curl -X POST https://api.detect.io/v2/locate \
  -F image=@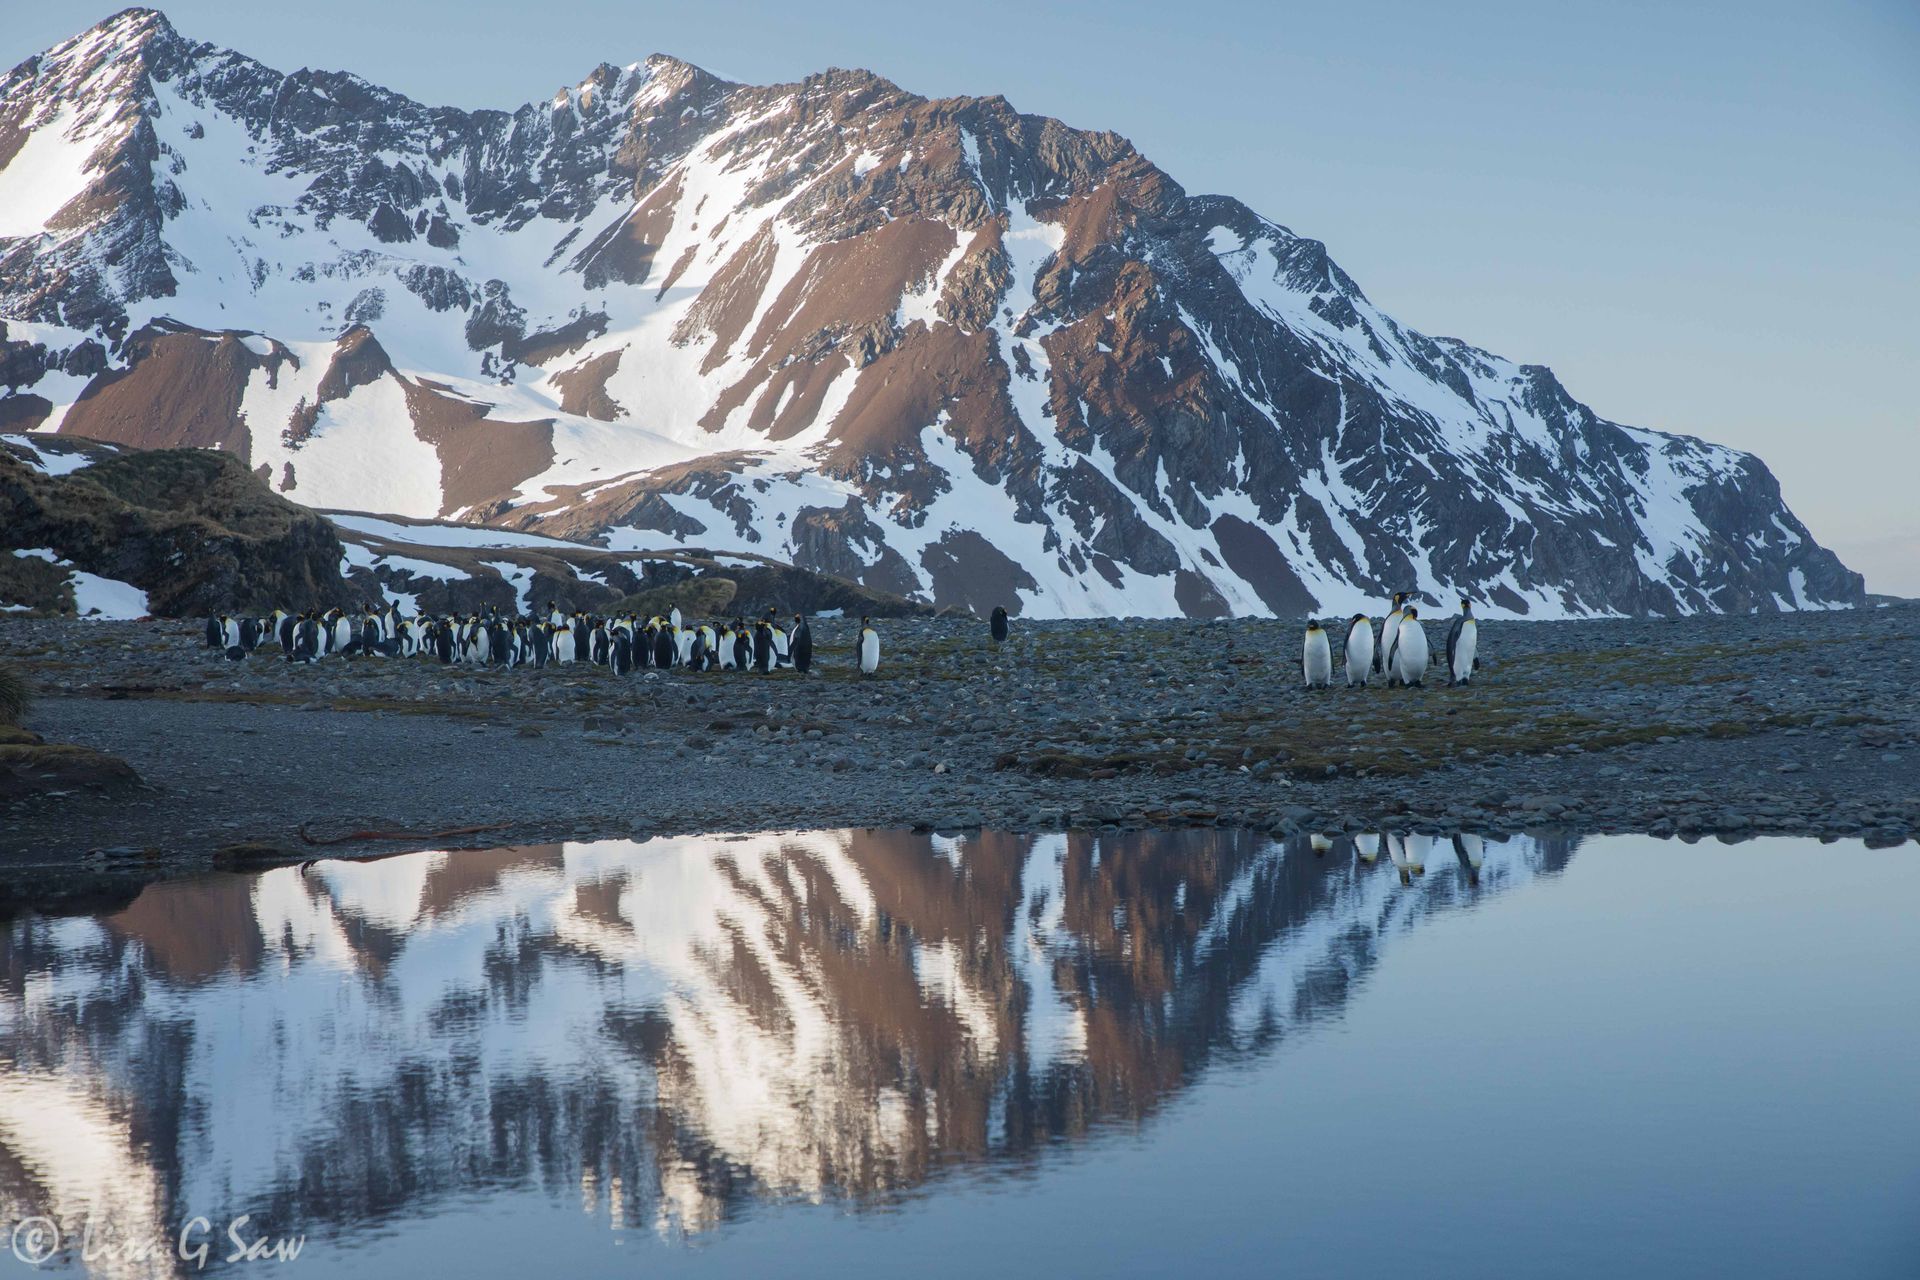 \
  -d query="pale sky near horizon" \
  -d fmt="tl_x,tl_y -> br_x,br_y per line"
5,0 -> 1915,593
